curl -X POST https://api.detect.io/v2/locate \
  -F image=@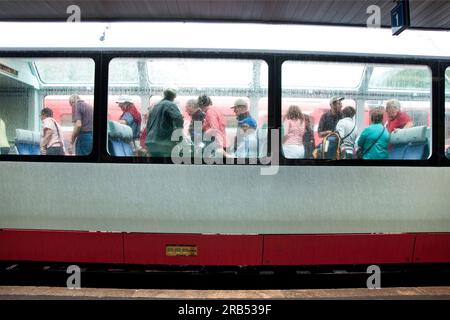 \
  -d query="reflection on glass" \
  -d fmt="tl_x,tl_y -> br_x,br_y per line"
108,58 -> 268,160
282,61 -> 432,160
35,59 -> 94,84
